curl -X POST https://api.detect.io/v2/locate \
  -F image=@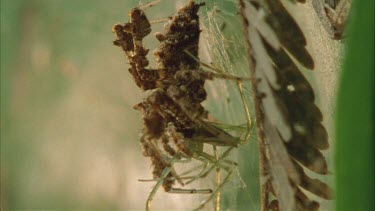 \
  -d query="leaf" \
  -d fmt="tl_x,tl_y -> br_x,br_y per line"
238,0 -> 332,210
